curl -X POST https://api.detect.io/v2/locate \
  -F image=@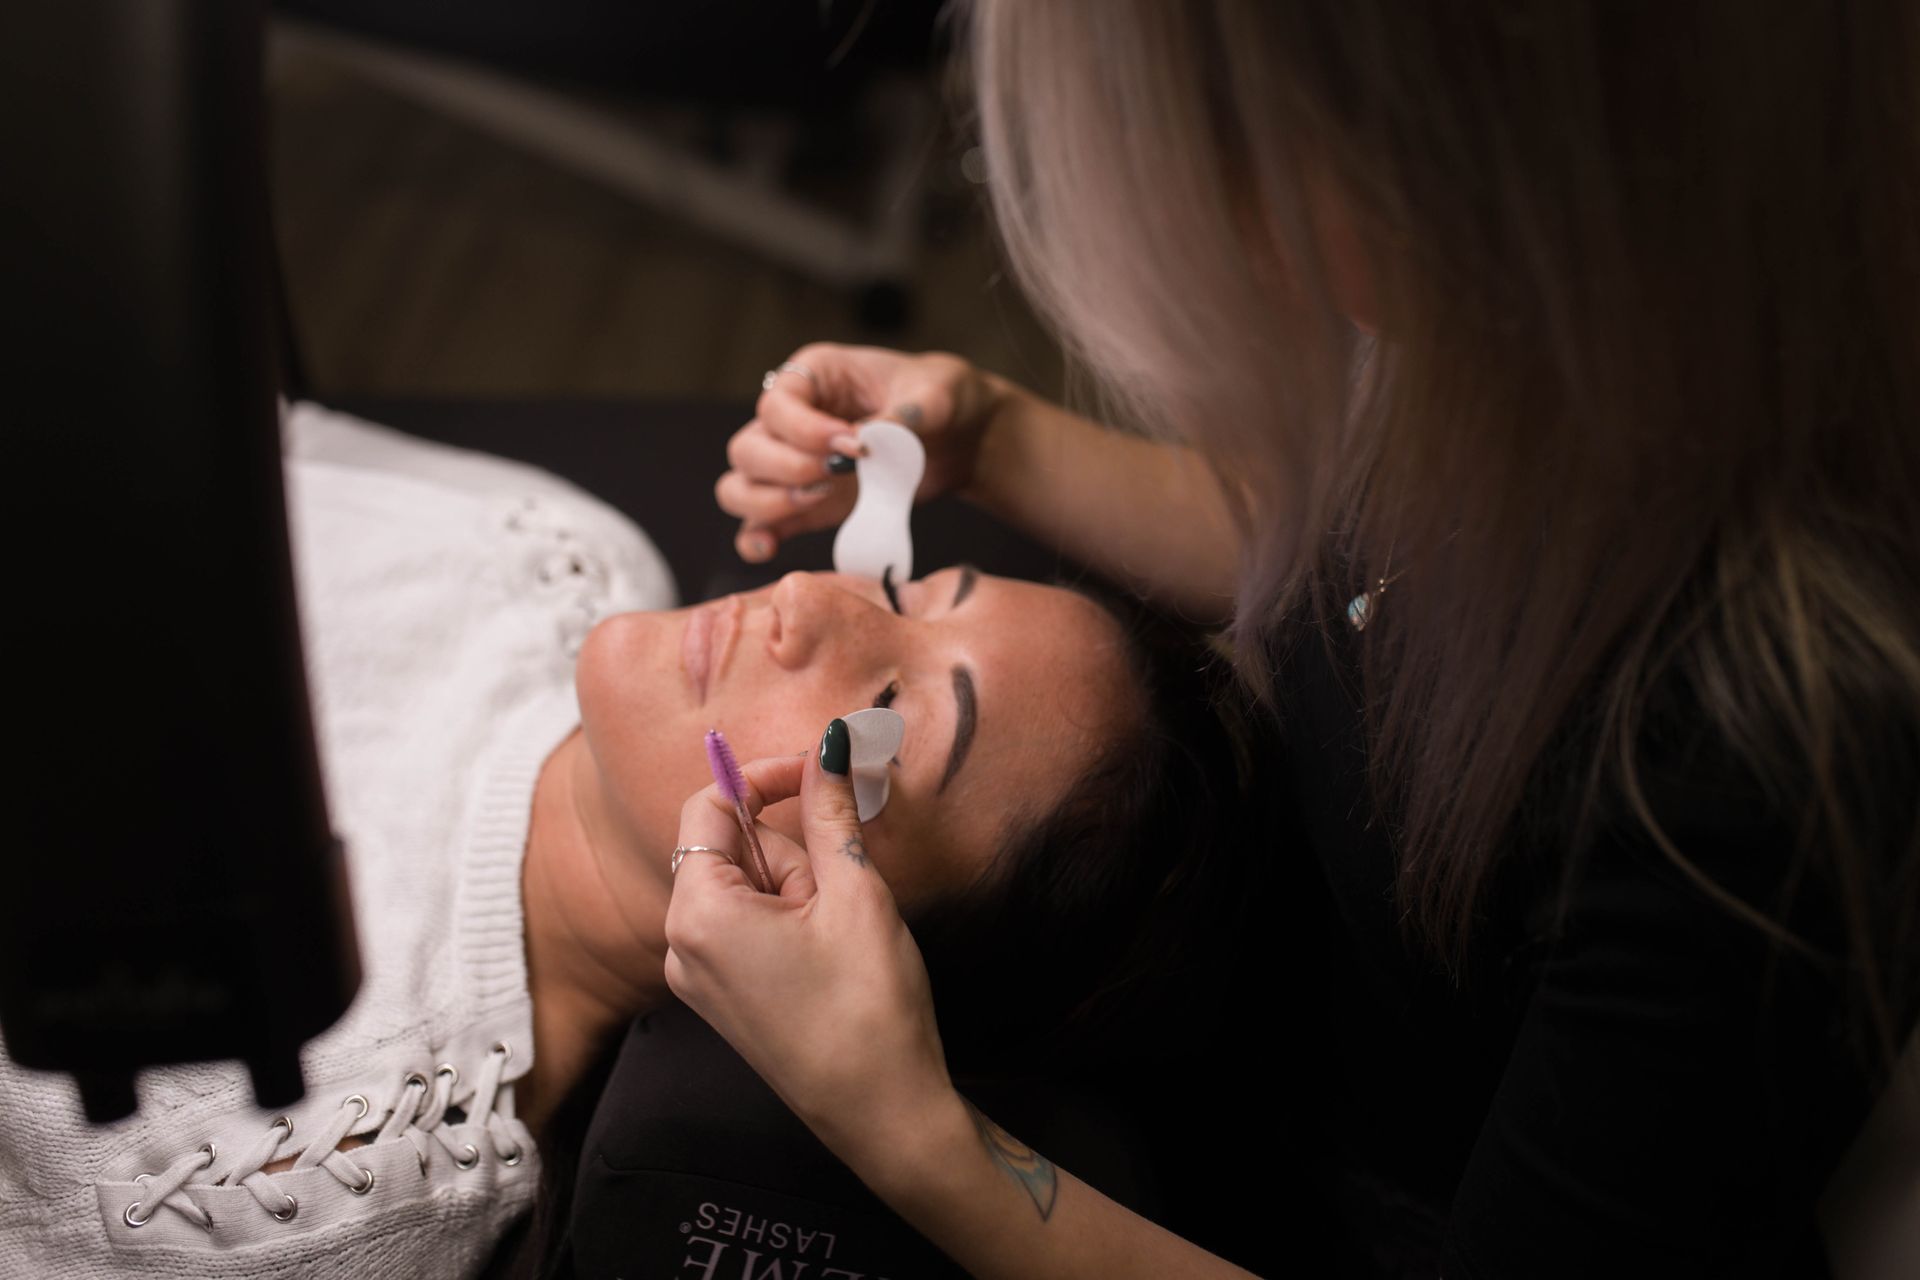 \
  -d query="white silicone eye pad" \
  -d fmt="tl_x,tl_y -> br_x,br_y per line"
842,707 -> 906,822
832,420 -> 926,585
